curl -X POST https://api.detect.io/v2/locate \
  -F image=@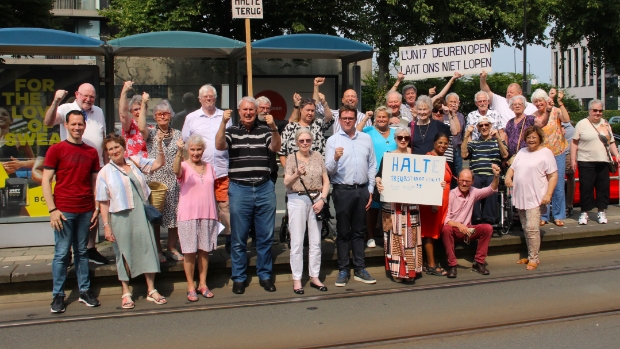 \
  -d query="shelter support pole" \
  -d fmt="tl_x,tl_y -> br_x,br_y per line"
245,18 -> 253,96
104,50 -> 115,134
228,57 -> 239,124
341,59 -> 350,101
352,64 -> 362,111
